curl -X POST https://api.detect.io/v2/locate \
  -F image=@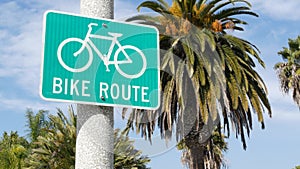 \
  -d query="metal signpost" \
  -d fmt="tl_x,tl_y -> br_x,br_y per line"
41,11 -> 160,110
77,1 -> 114,168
